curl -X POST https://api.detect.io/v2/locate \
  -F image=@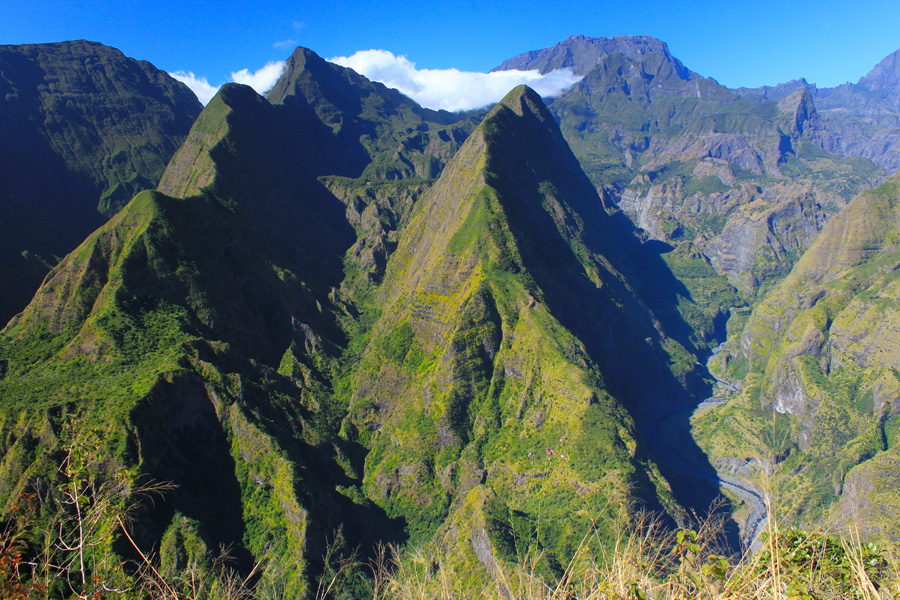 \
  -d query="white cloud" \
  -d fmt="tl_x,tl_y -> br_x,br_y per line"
170,50 -> 578,112
170,61 -> 286,105
329,49 -> 582,112
273,39 -> 297,49
169,71 -> 220,105
230,61 -> 286,95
